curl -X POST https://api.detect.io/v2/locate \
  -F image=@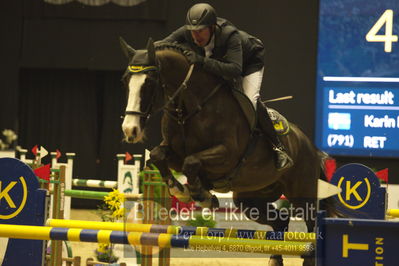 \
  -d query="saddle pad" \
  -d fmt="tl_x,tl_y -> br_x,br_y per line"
267,107 -> 290,135
231,89 -> 256,131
